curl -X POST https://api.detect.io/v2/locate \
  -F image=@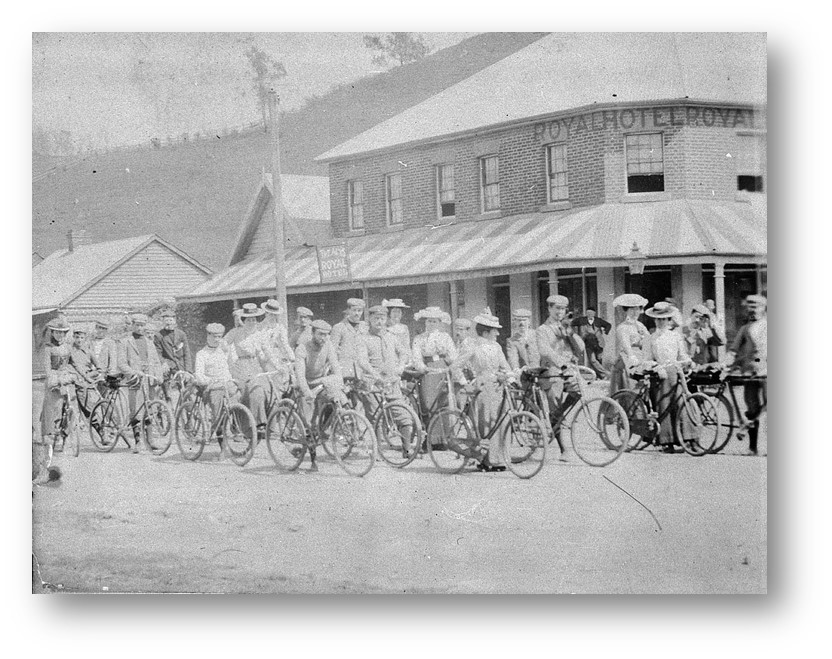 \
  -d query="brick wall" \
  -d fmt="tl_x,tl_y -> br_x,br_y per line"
328,103 -> 766,238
